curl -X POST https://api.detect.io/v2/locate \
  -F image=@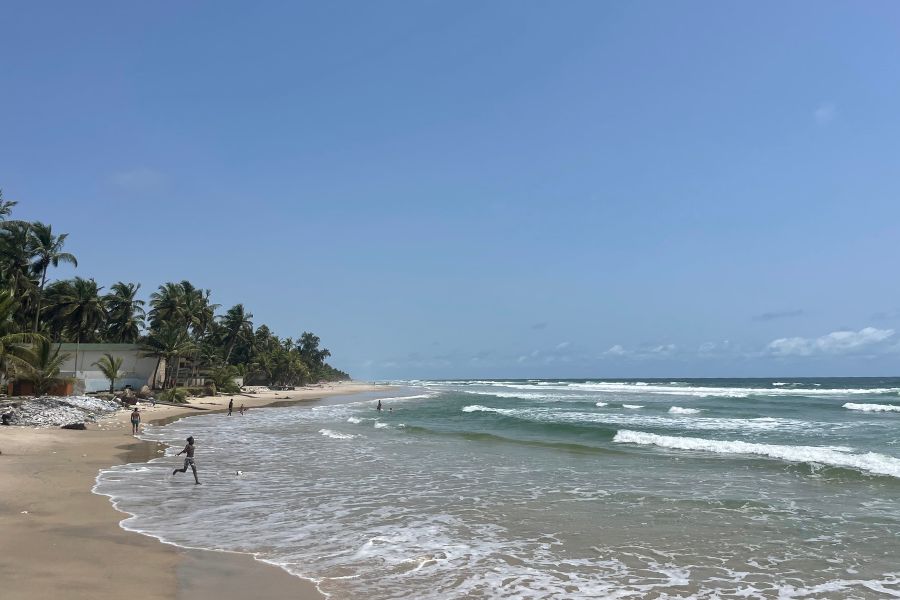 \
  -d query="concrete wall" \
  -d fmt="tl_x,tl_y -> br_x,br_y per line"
58,344 -> 164,393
